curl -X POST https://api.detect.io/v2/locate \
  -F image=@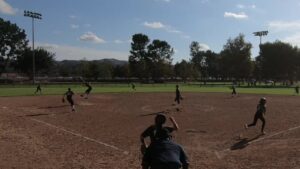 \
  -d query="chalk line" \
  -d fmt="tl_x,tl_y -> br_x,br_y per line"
30,118 -> 129,155
215,124 -> 300,159
250,125 -> 300,144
